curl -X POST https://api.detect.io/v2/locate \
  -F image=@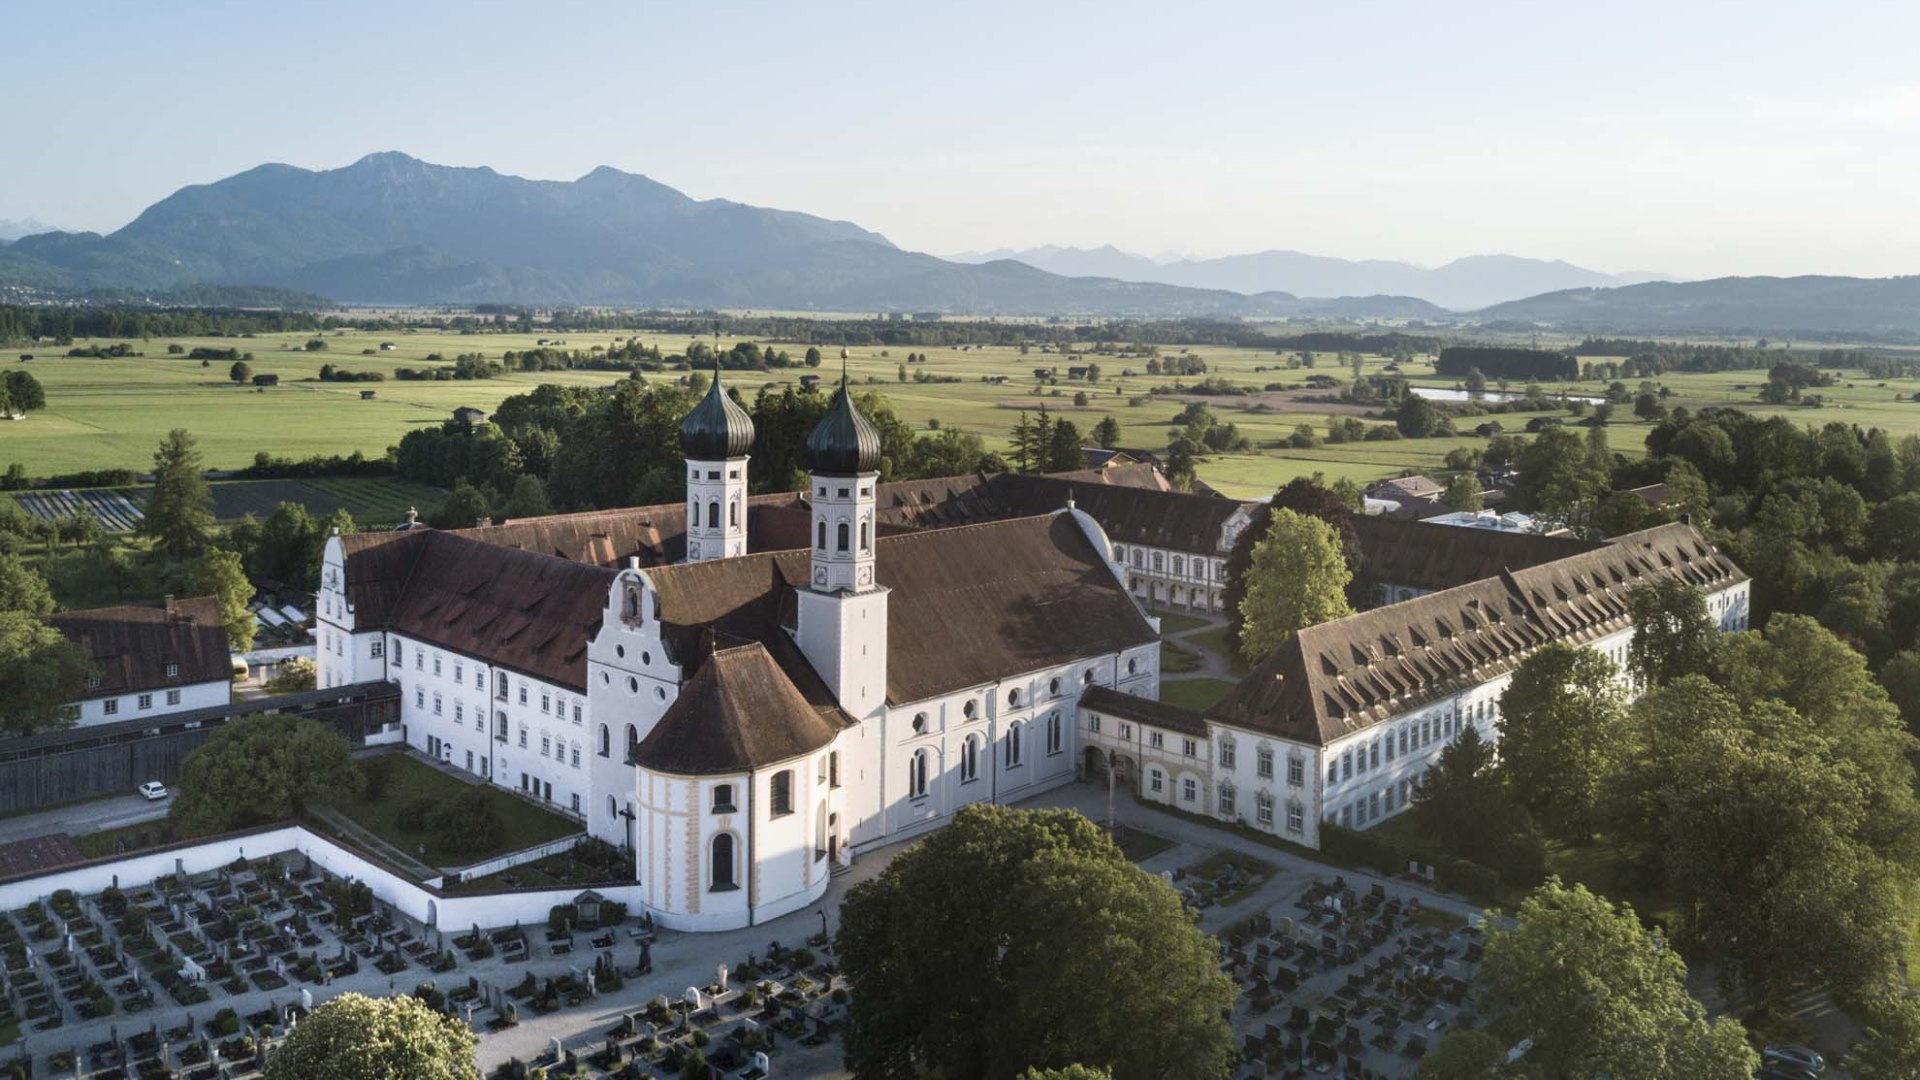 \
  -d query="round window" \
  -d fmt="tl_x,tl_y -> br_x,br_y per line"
655,687 -> 667,702
912,712 -> 927,733
963,701 -> 977,719
1049,677 -> 1061,696
1127,658 -> 1138,675
641,651 -> 651,666
627,676 -> 639,693
1008,688 -> 1021,706
601,671 -> 611,686
615,644 -> 625,659
1083,669 -> 1095,685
